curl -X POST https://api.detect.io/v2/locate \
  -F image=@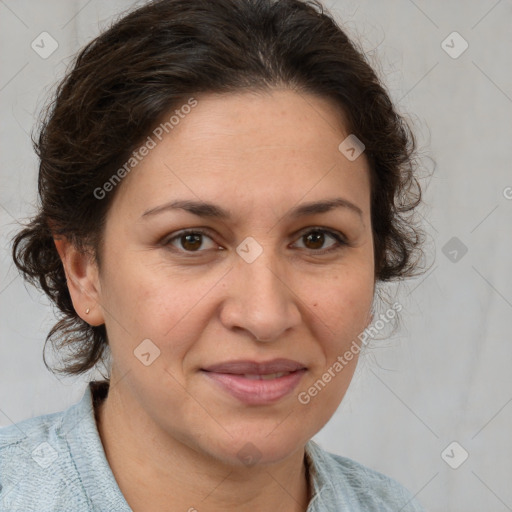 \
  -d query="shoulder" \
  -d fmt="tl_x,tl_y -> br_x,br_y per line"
0,402 -> 92,511
306,440 -> 425,512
